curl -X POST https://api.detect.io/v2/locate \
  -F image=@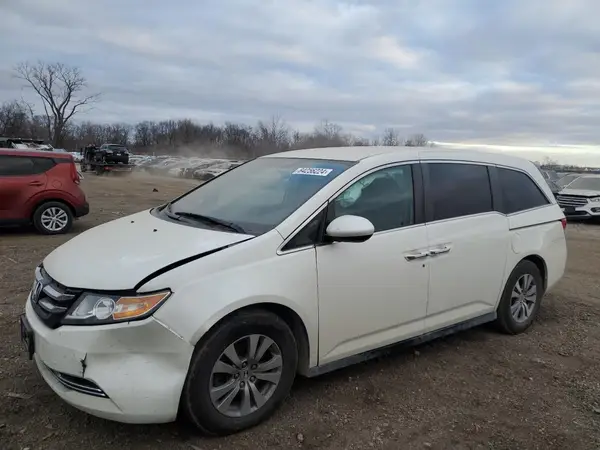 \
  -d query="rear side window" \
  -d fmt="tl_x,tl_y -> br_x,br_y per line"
425,163 -> 493,221
0,155 -> 56,176
497,167 -> 549,214
32,157 -> 56,173
0,155 -> 36,176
